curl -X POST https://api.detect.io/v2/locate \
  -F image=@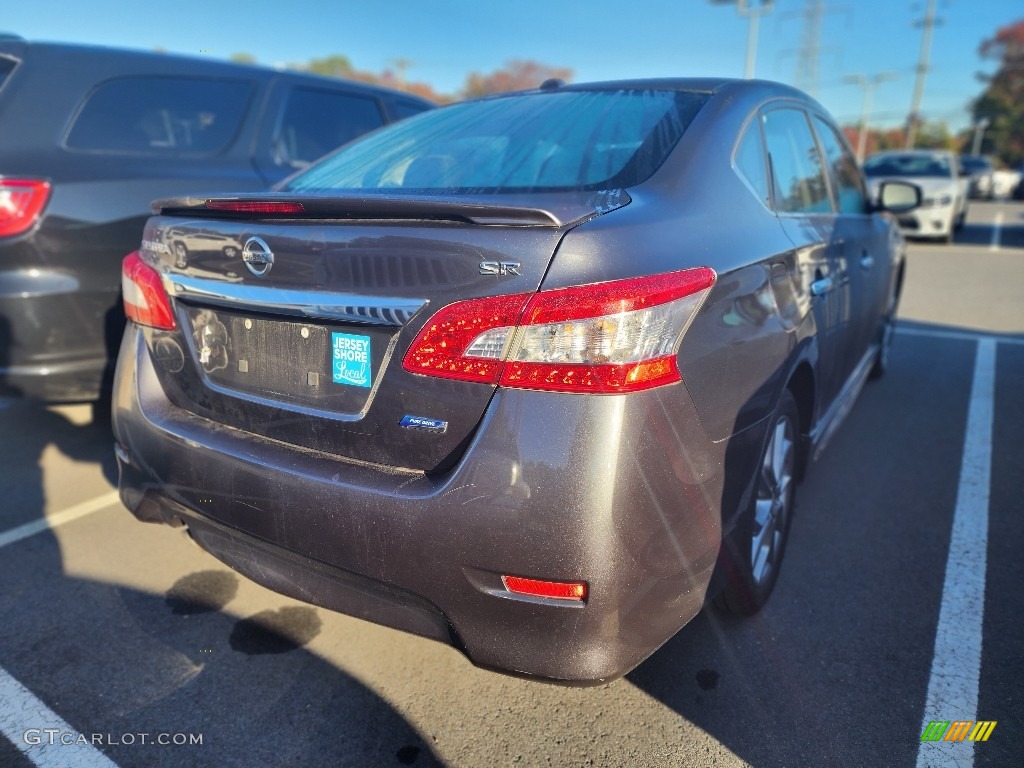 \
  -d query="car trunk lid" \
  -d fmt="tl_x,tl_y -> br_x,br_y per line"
140,190 -> 628,472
